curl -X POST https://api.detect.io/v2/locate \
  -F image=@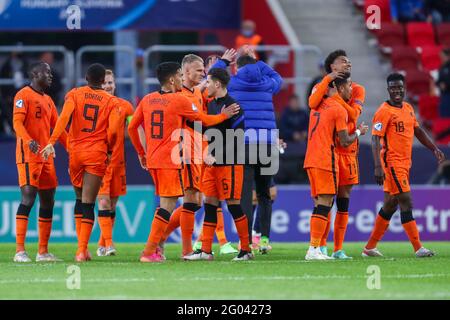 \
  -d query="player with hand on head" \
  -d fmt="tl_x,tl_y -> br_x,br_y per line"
96,69 -> 134,257
308,49 -> 366,259
41,63 -> 121,262
363,73 -> 445,258
12,62 -> 68,263
127,62 -> 240,263
184,67 -> 252,261
304,73 -> 368,260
